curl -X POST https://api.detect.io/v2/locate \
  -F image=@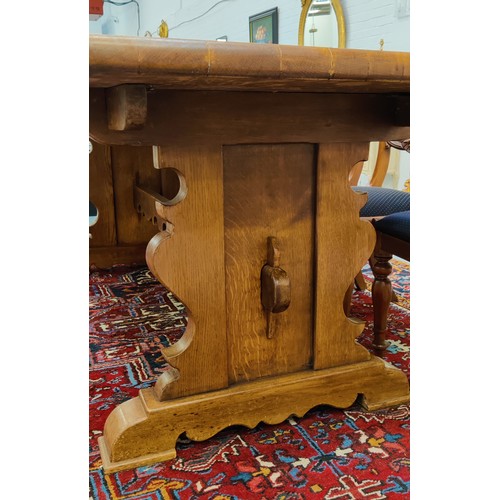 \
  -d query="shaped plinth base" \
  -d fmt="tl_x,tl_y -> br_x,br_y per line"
98,356 -> 409,473
98,435 -> 176,474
